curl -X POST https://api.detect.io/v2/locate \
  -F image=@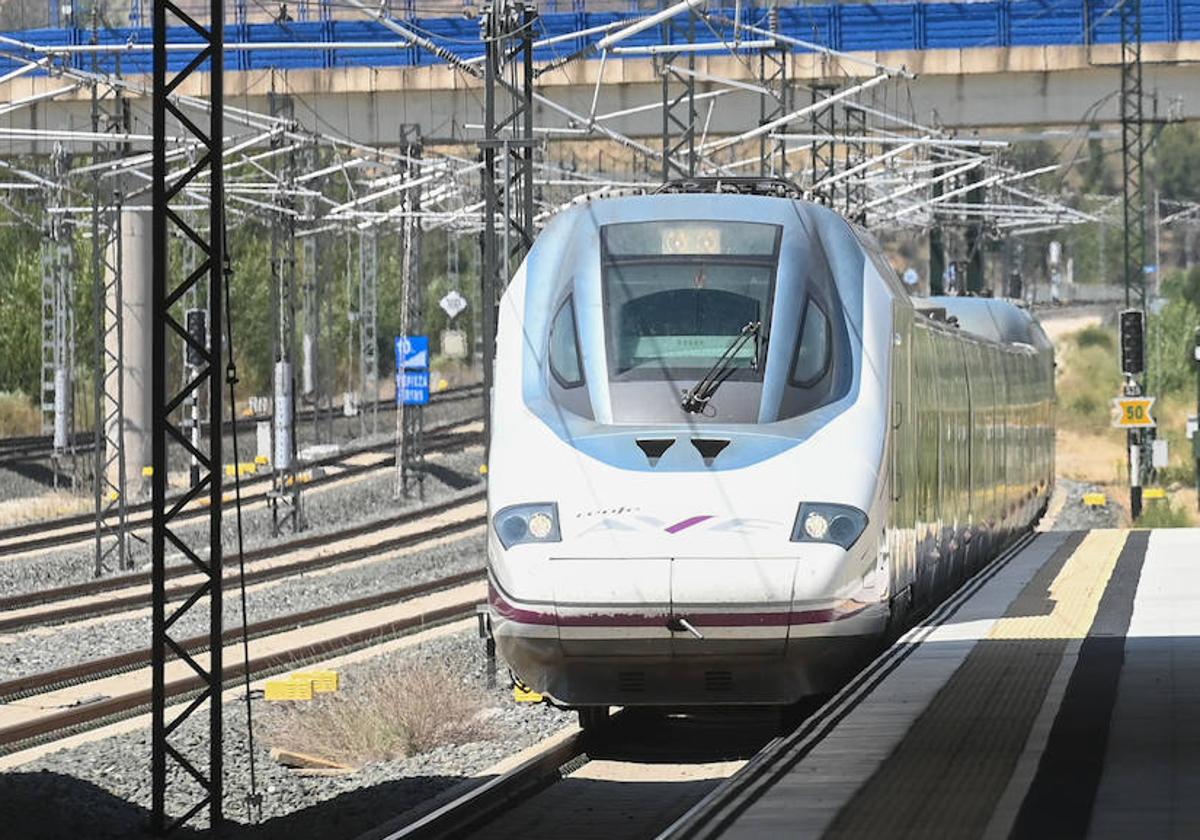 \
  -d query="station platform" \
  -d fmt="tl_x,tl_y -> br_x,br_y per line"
674,528 -> 1200,839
